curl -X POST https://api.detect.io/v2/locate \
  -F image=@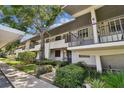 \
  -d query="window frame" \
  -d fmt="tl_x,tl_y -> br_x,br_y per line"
55,35 -> 61,41
55,50 -> 61,57
78,28 -> 89,39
